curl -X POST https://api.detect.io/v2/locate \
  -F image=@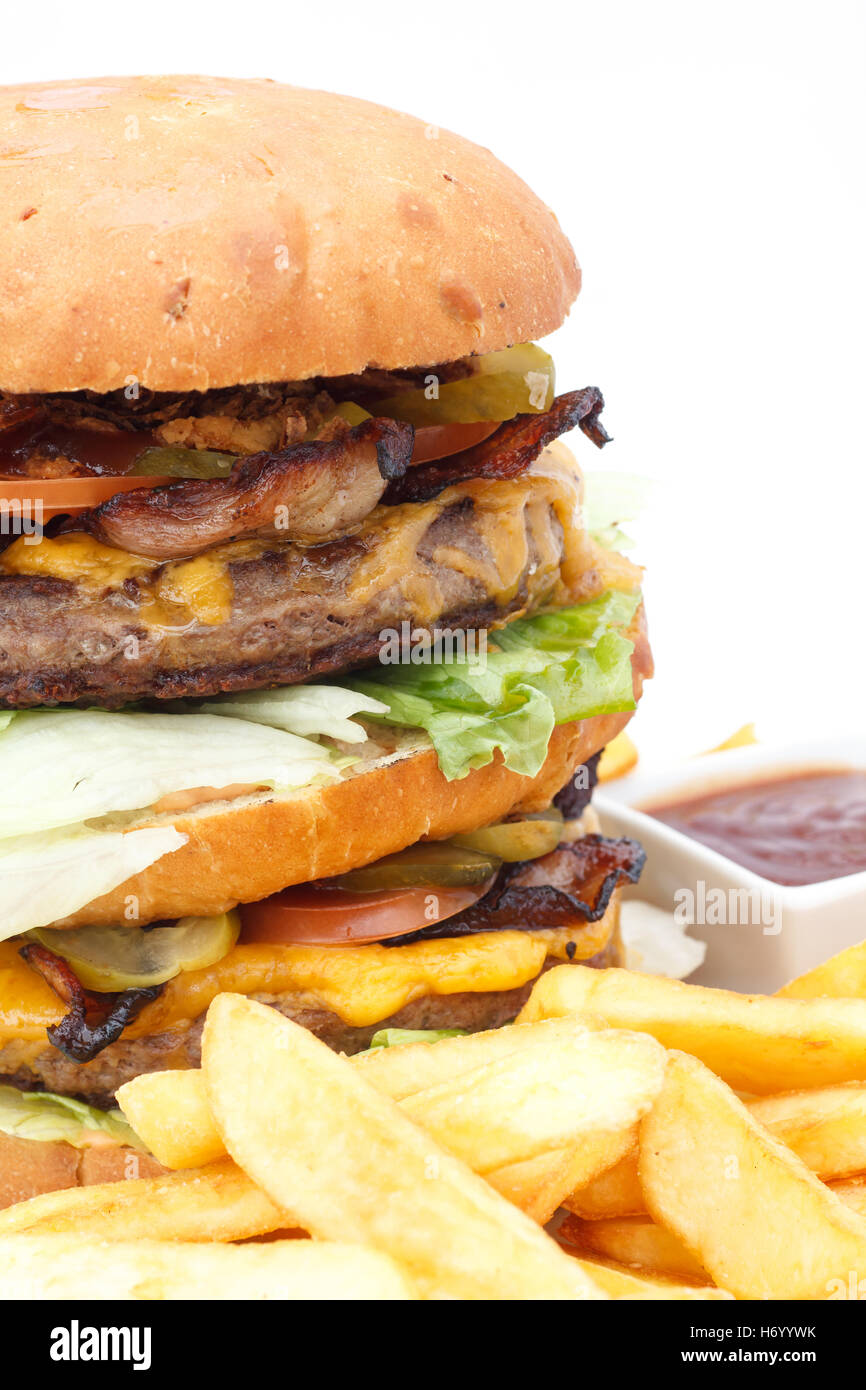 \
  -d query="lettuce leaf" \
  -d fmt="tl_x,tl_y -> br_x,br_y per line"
195,686 -> 388,744
0,1083 -> 144,1149
0,709 -> 344,840
0,825 -> 187,941
347,590 -> 641,781
367,1028 -> 466,1049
